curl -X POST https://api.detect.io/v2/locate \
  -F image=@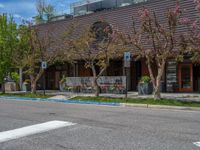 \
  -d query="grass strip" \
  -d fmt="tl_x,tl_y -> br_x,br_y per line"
71,96 -> 200,107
